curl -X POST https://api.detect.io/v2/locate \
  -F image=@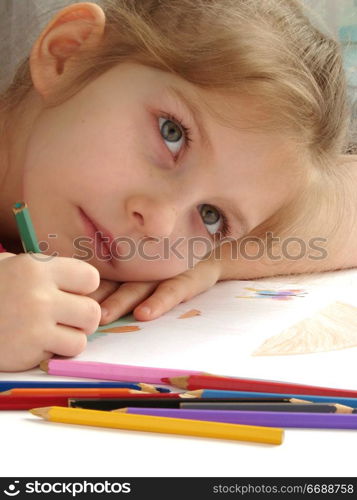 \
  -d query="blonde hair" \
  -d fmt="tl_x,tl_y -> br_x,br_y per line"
1,0 -> 355,246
